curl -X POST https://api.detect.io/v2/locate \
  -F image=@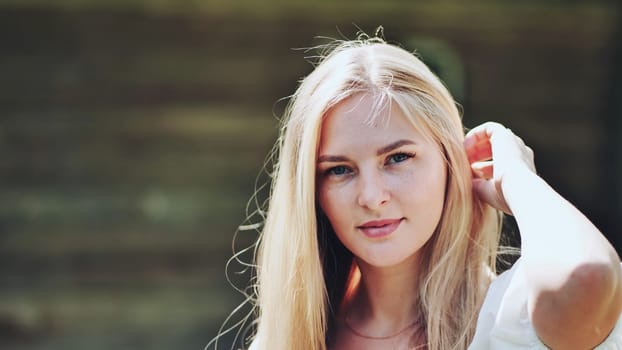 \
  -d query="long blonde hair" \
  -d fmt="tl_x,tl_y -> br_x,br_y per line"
248,35 -> 501,350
